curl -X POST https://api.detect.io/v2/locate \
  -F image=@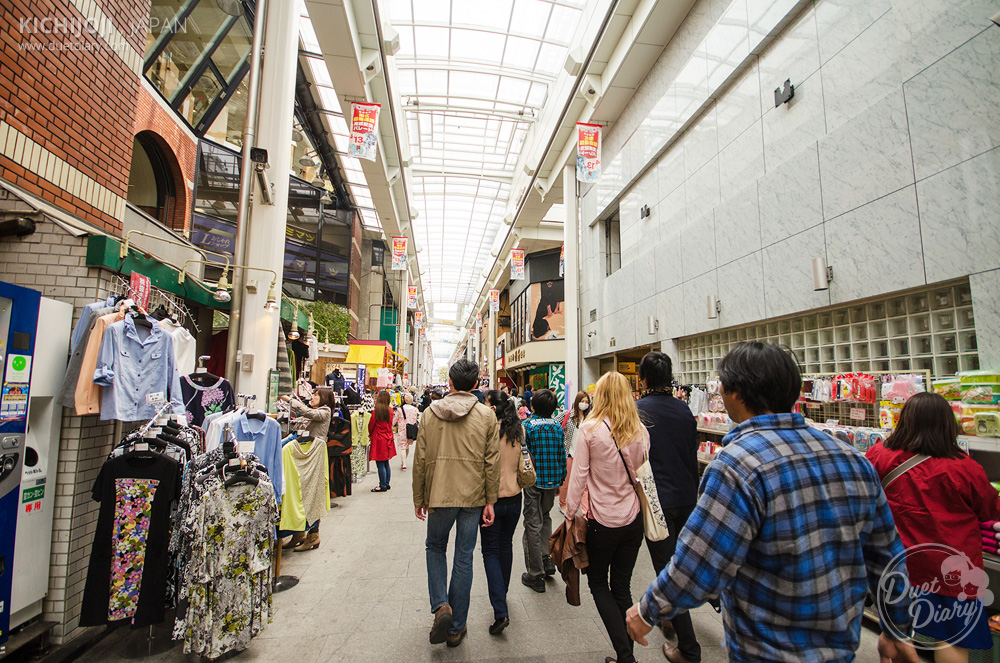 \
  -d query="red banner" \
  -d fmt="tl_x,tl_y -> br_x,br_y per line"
489,289 -> 500,312
349,102 -> 381,161
129,272 -> 151,310
391,236 -> 408,270
407,285 -> 417,309
576,122 -> 602,182
511,249 -> 525,280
